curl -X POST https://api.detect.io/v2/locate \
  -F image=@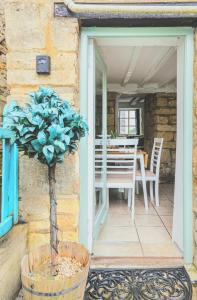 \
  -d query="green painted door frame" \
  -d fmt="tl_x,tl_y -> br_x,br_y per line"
79,27 -> 193,263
